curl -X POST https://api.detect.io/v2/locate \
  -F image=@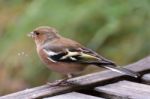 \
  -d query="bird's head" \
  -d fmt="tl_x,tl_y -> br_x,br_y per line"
28,26 -> 60,46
